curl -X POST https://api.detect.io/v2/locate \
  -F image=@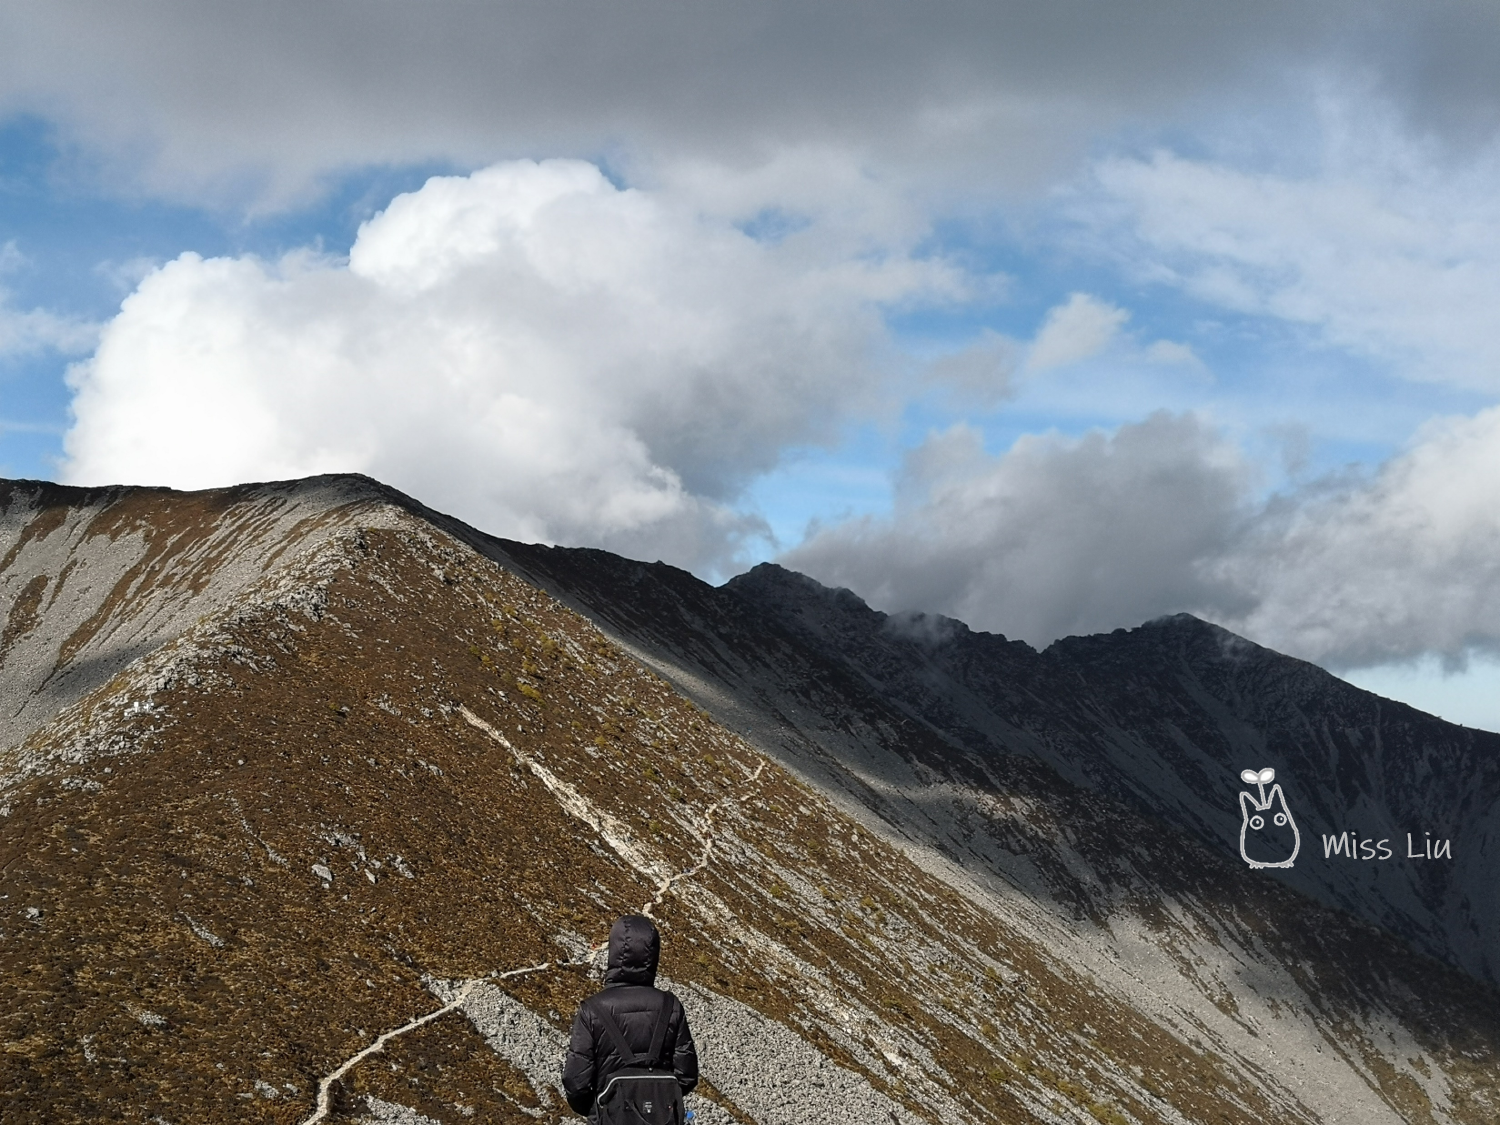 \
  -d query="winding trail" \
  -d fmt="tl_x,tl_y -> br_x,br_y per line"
642,759 -> 766,920
295,702 -> 767,1125
300,962 -> 556,1125
457,705 -> 669,881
